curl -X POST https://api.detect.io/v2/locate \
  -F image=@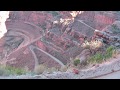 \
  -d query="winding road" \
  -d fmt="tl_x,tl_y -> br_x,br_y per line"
29,45 -> 65,67
1,20 -> 65,69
